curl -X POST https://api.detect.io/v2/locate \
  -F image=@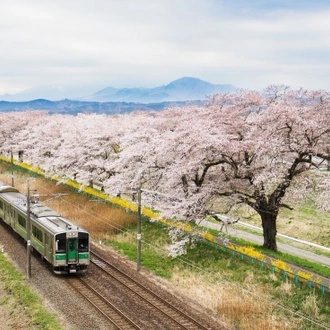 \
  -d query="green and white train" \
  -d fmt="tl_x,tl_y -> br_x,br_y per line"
0,181 -> 90,274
